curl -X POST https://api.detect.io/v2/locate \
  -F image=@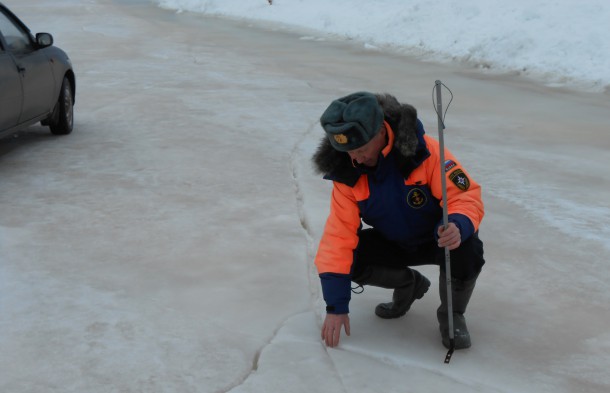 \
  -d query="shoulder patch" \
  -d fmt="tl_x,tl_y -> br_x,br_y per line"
449,169 -> 470,191
444,160 -> 457,172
